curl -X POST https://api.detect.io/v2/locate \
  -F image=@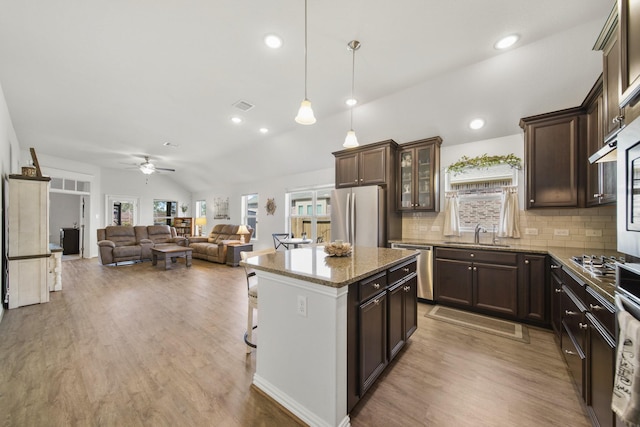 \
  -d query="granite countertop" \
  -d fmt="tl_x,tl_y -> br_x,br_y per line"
391,238 -> 623,303
242,246 -> 418,288
49,243 -> 63,252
